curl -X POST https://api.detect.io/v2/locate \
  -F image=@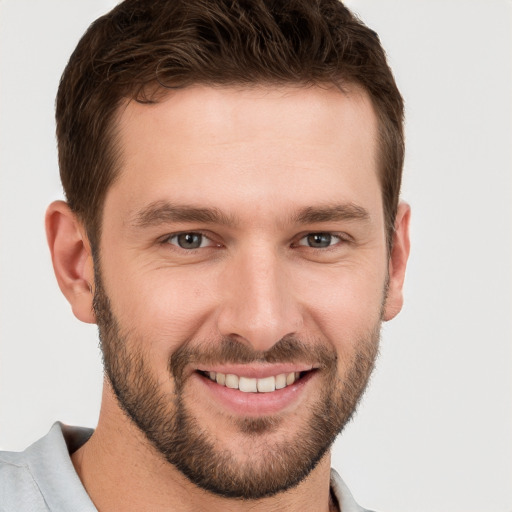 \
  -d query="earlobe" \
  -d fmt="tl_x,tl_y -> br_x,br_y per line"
383,202 -> 411,321
45,200 -> 96,324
